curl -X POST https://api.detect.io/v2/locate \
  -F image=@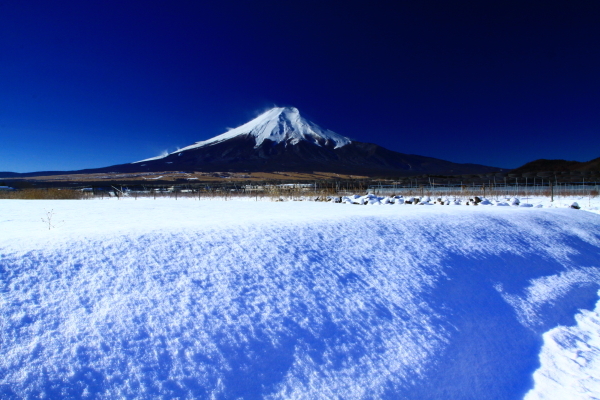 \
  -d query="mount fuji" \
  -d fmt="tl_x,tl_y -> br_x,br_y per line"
3,107 -> 502,177
119,107 -> 500,176
163,107 -> 353,153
